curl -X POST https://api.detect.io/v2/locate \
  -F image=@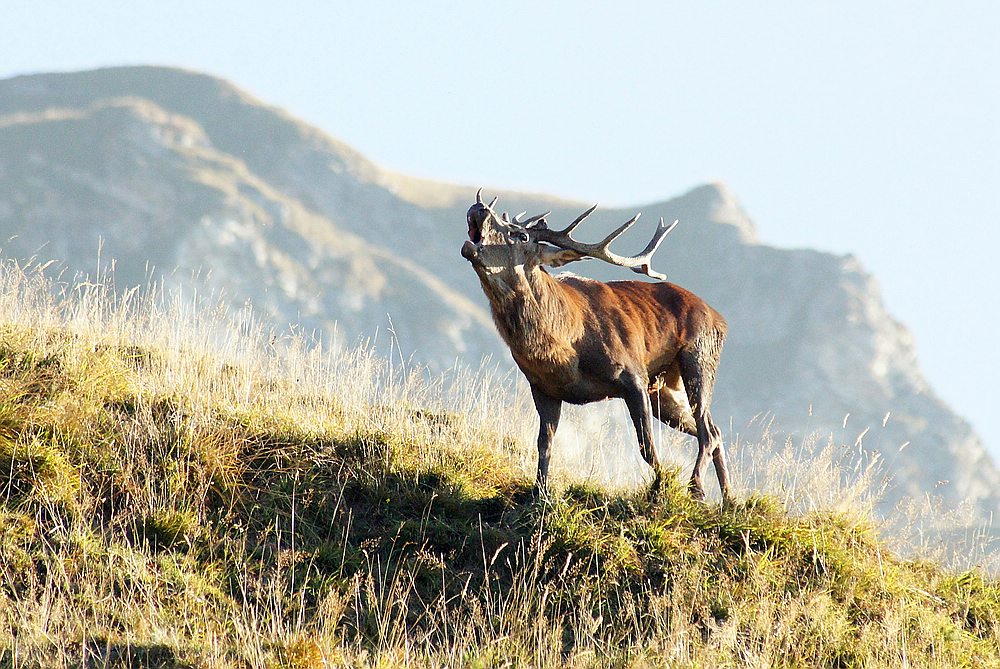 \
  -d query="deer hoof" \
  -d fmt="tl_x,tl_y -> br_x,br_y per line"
688,481 -> 706,502
532,483 -> 553,505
